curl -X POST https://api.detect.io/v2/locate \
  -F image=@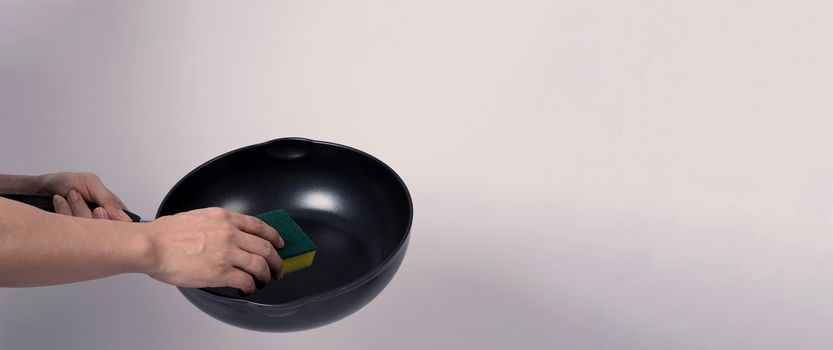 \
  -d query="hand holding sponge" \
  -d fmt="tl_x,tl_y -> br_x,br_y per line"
256,209 -> 317,274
